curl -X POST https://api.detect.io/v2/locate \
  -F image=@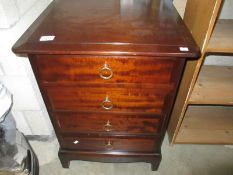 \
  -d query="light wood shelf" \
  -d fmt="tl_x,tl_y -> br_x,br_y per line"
189,65 -> 233,105
207,19 -> 233,53
176,105 -> 233,144
168,0 -> 233,145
